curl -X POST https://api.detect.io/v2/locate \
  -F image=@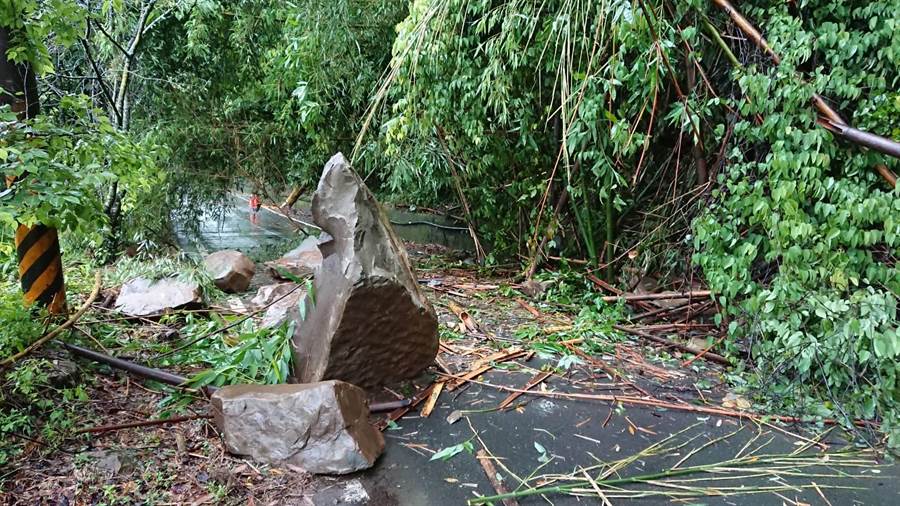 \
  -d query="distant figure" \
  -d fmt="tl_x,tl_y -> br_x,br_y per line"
249,194 -> 261,224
